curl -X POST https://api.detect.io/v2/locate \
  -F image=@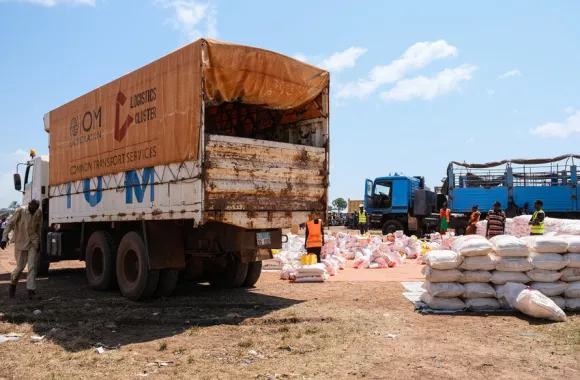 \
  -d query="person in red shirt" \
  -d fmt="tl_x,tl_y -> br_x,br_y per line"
440,202 -> 450,234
